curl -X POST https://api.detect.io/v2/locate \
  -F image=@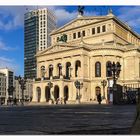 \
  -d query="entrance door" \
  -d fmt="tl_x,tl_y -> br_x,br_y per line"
54,86 -> 59,101
64,86 -> 69,101
95,86 -> 101,96
45,86 -> 50,102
